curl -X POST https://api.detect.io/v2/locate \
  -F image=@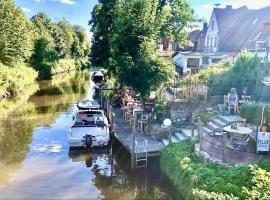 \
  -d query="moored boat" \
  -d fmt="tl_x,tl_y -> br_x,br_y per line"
69,102 -> 110,148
